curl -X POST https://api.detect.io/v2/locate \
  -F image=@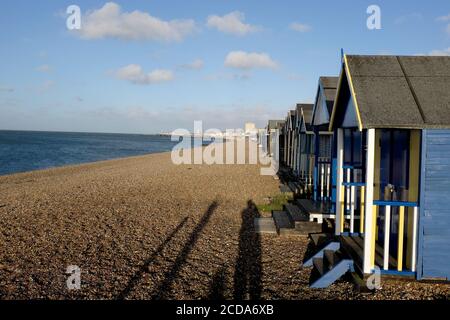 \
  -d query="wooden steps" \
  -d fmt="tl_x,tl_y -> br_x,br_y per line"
270,202 -> 323,236
272,211 -> 297,236
285,203 -> 309,223
340,235 -> 399,277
